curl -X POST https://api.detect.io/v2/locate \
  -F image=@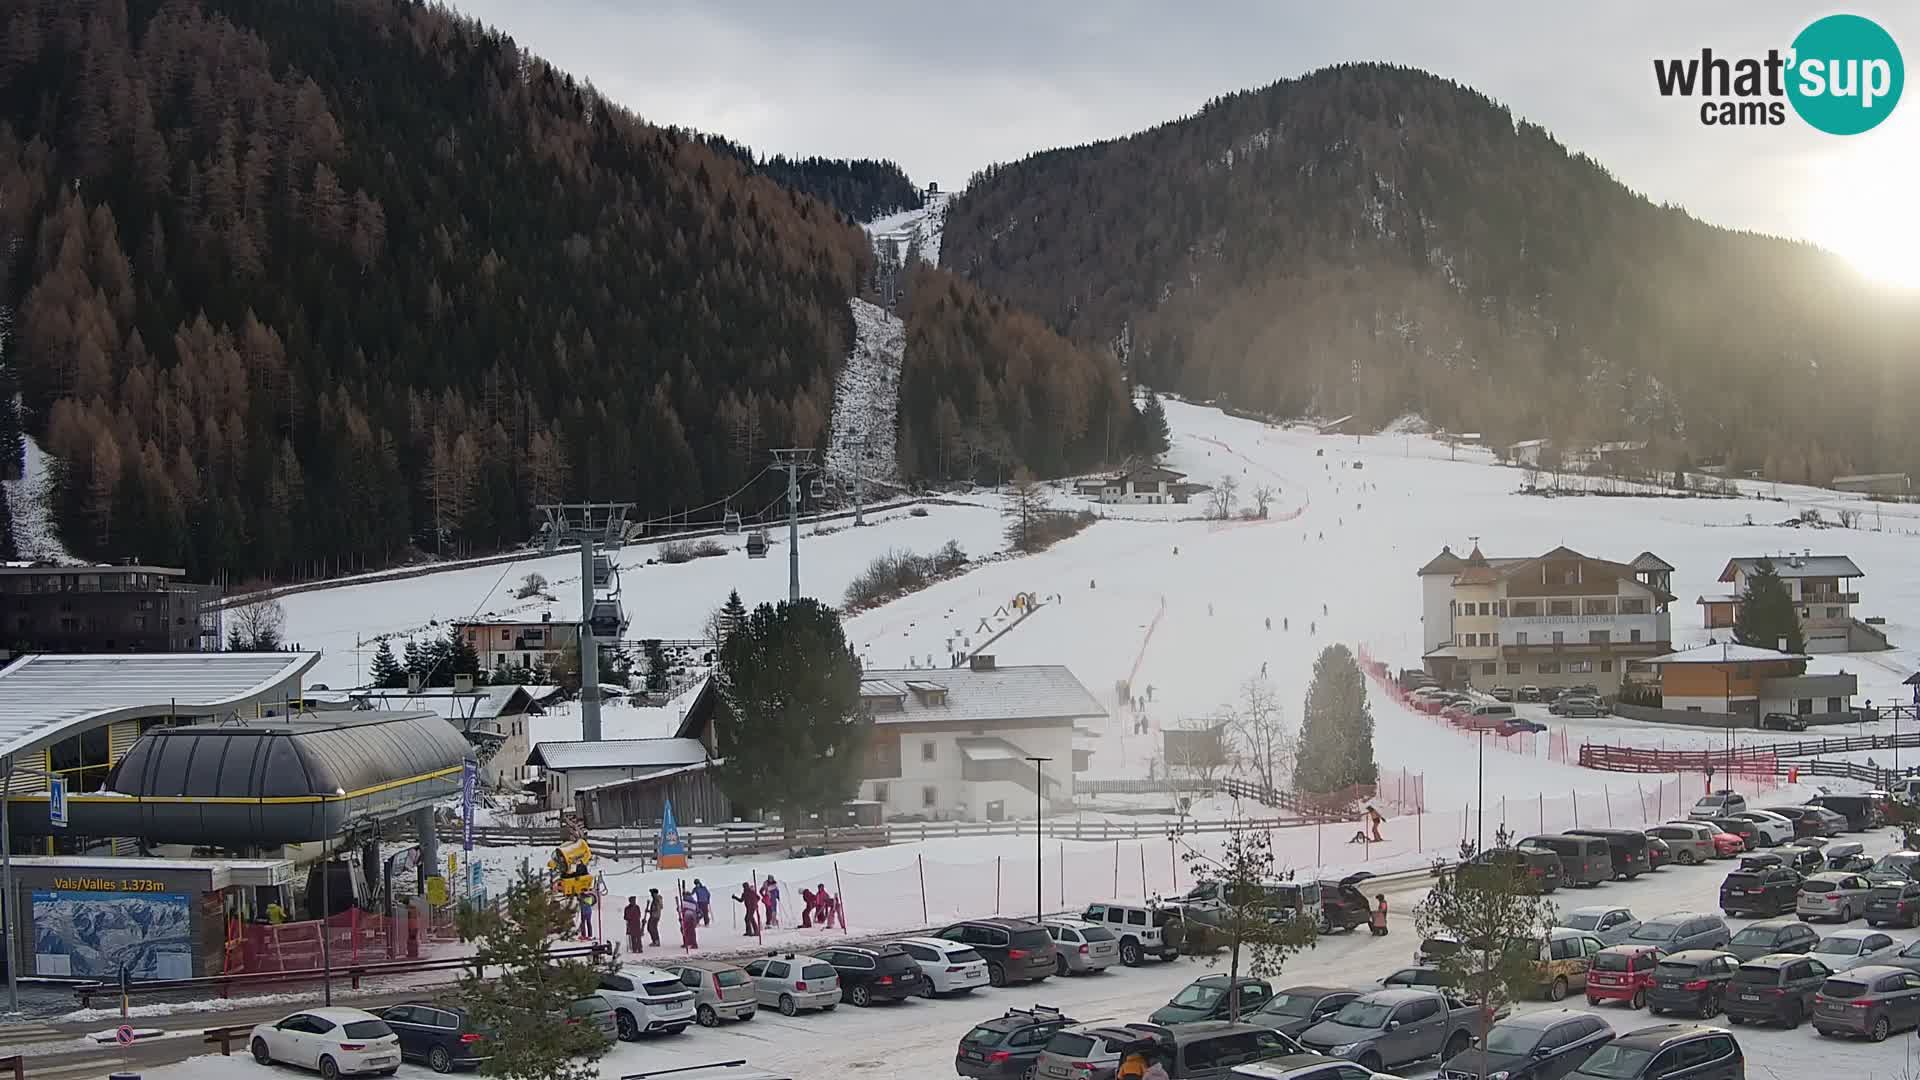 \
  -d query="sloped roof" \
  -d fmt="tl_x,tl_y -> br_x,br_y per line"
110,712 -> 469,799
859,664 -> 1105,726
1118,465 -> 1186,483
1416,546 -> 1465,576
1719,556 -> 1863,582
529,736 -> 709,772
0,652 -> 319,761
1641,643 -> 1809,665
1631,552 -> 1676,572
352,685 -> 553,722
